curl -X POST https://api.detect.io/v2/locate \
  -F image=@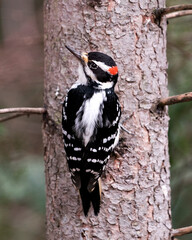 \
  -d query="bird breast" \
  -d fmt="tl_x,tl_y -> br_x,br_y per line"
74,91 -> 107,146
